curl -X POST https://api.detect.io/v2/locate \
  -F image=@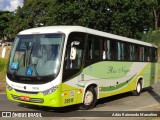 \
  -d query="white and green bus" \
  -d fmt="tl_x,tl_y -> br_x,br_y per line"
6,26 -> 158,110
